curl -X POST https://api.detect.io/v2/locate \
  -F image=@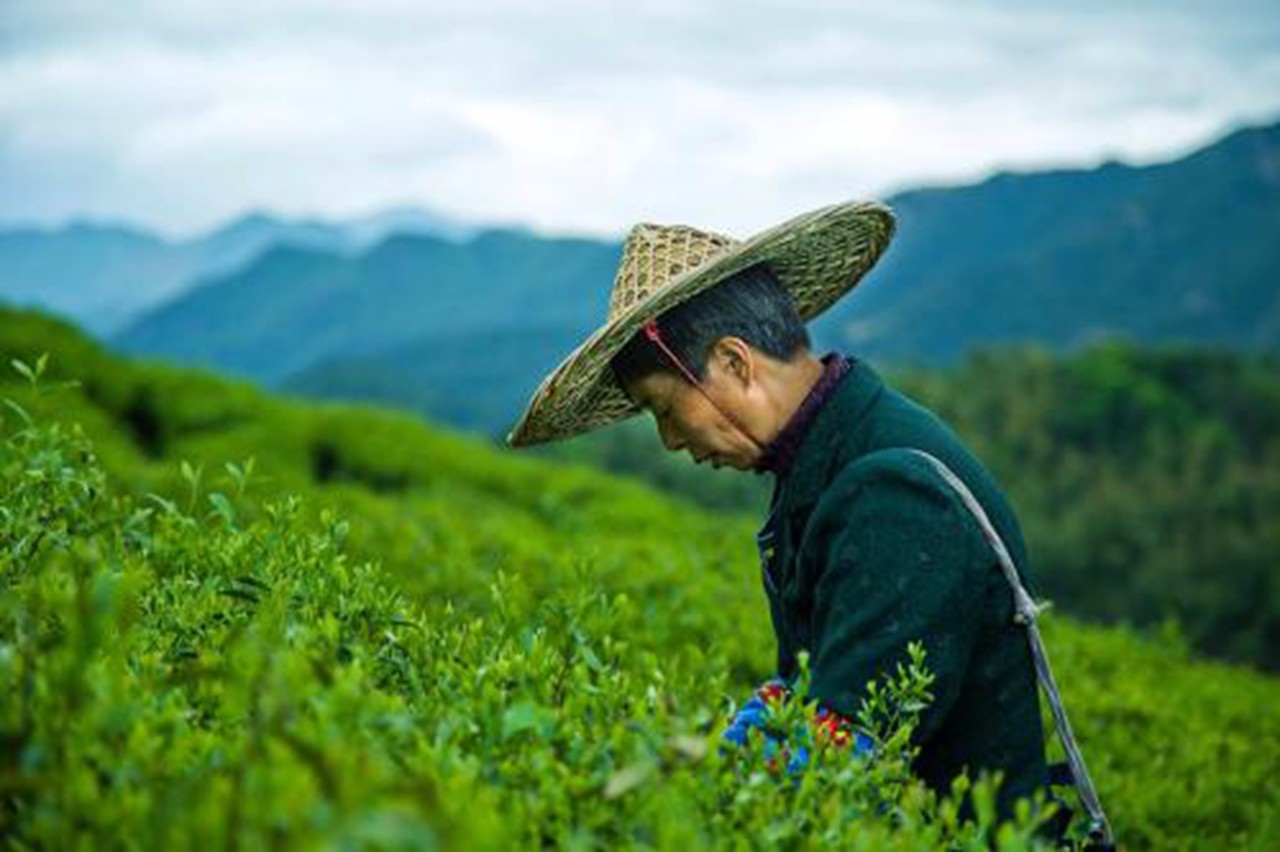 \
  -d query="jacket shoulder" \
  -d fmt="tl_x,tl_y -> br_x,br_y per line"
800,447 -> 987,574
819,447 -> 959,510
